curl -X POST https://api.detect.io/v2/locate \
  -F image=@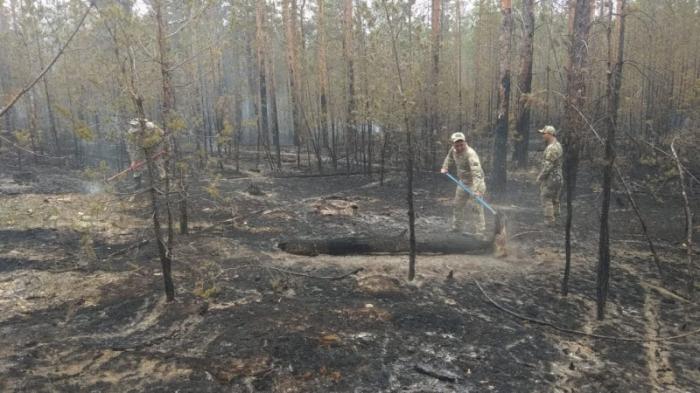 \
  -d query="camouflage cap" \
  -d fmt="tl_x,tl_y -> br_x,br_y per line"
450,132 -> 466,143
538,125 -> 556,135
128,118 -> 156,130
